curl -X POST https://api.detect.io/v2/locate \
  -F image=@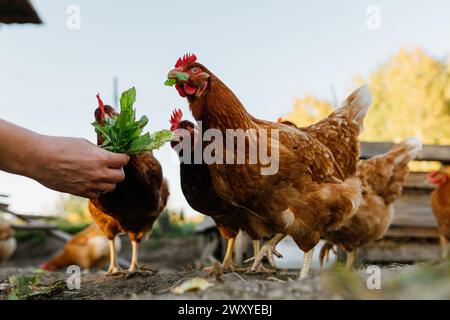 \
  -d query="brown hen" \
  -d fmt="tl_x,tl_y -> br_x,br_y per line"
89,104 -> 169,274
428,169 -> 450,260
169,110 -> 275,272
42,224 -> 121,271
167,54 -> 372,279
0,220 -> 16,266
